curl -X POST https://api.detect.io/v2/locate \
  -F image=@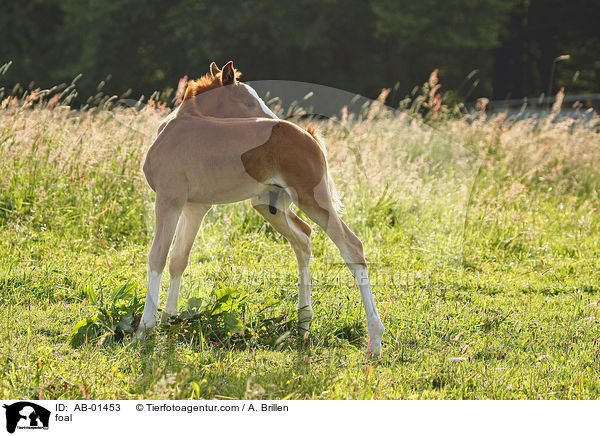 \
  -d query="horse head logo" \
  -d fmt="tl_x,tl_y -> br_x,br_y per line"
3,402 -> 51,434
